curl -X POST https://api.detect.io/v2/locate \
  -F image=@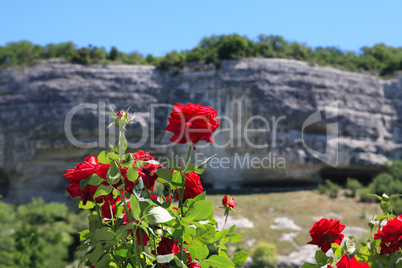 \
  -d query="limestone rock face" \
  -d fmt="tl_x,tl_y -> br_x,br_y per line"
0,59 -> 401,203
